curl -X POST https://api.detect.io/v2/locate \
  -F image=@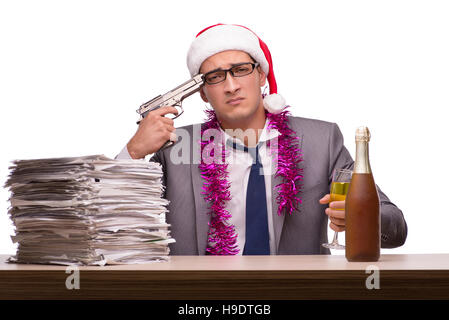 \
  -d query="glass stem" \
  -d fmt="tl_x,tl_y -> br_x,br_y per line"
332,231 -> 339,244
